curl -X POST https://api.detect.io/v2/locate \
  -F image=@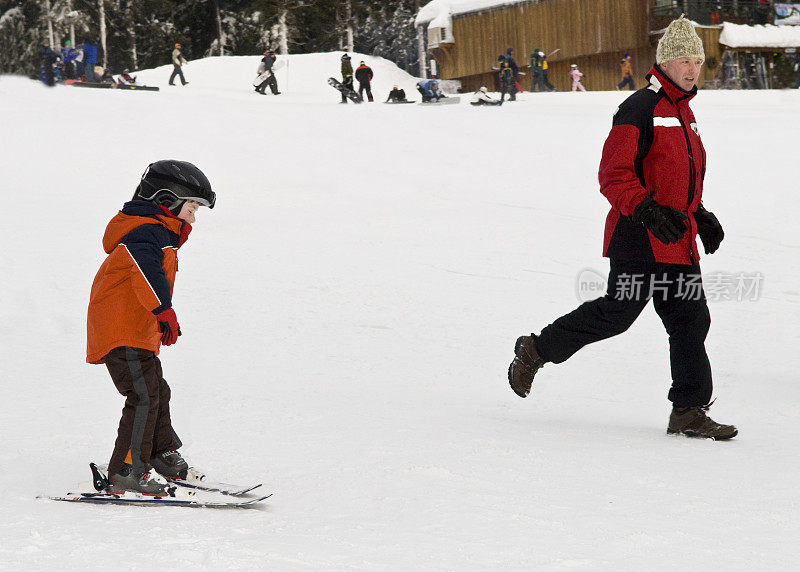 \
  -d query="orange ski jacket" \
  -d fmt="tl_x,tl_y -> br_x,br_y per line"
87,201 -> 190,364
